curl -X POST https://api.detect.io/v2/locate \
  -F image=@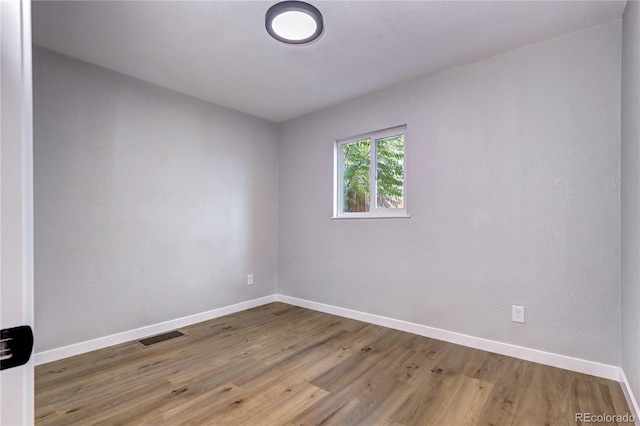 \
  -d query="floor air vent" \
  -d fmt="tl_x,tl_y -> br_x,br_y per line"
137,330 -> 186,347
